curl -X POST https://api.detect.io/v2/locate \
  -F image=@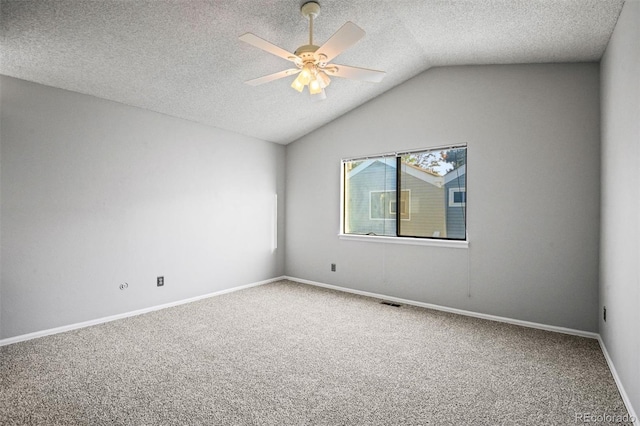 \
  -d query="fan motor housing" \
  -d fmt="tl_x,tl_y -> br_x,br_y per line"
294,45 -> 323,65
295,44 -> 319,56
